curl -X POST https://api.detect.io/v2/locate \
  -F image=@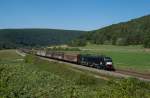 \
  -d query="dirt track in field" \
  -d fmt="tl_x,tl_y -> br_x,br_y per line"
16,50 -> 150,82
